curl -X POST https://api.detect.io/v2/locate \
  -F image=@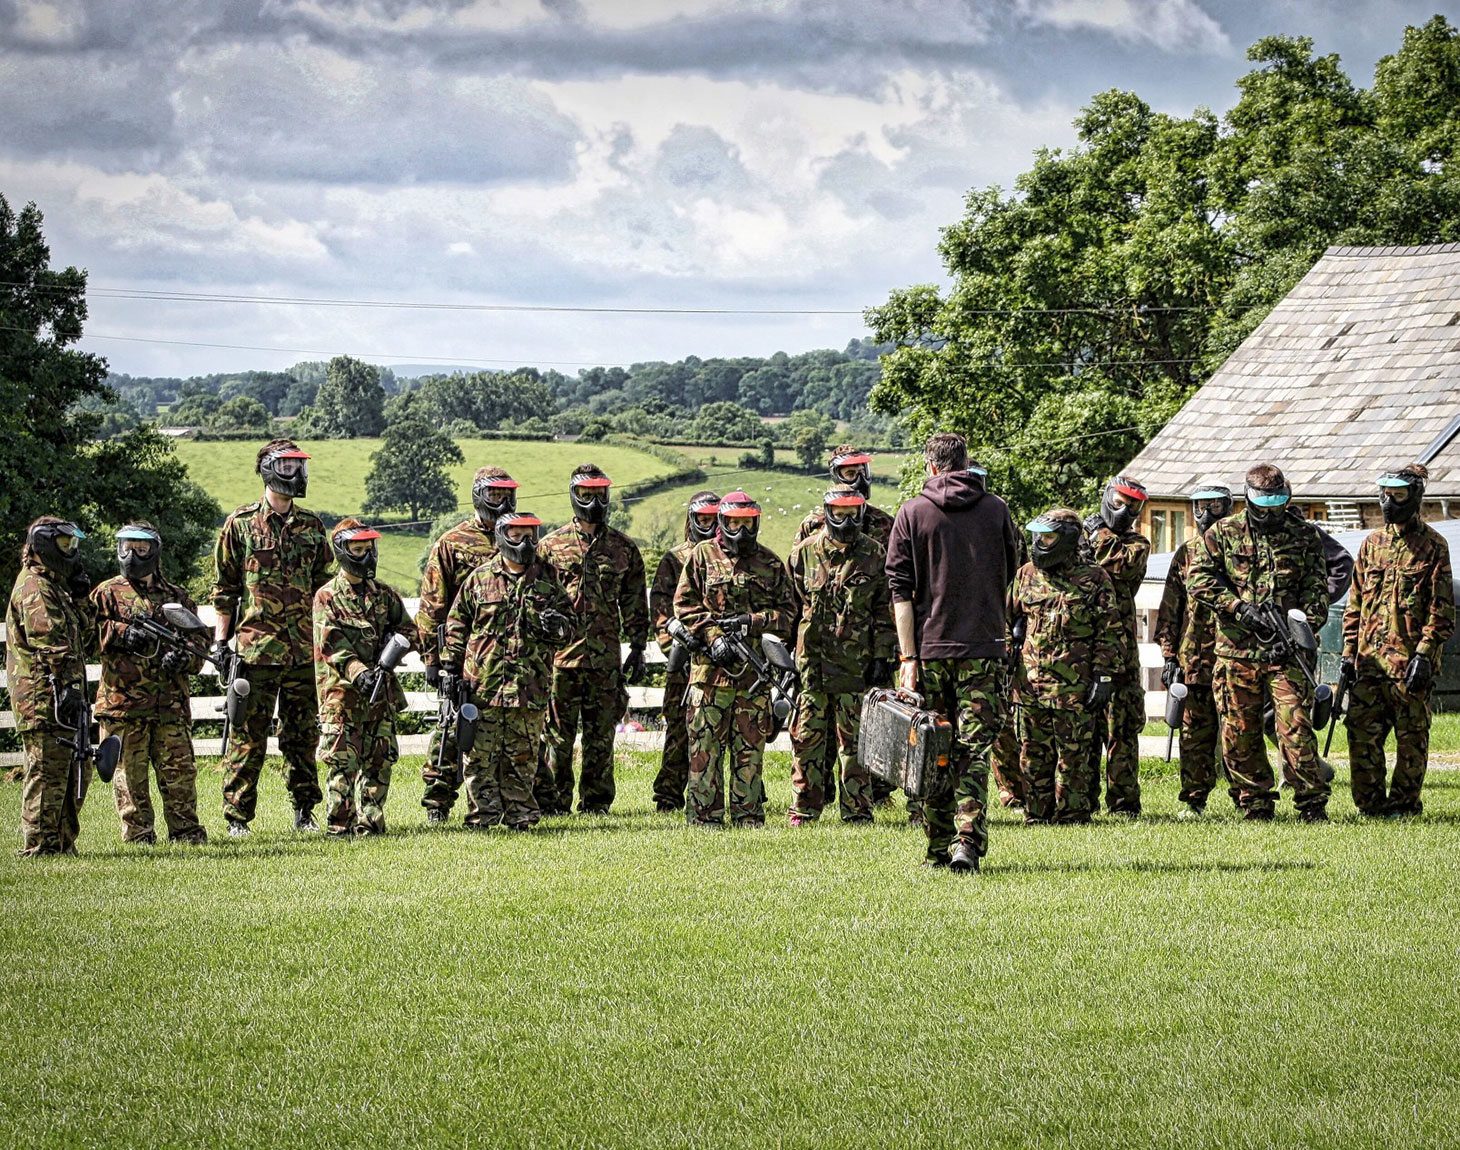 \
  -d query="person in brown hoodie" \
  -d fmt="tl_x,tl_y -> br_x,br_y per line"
886,432 -> 1020,872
